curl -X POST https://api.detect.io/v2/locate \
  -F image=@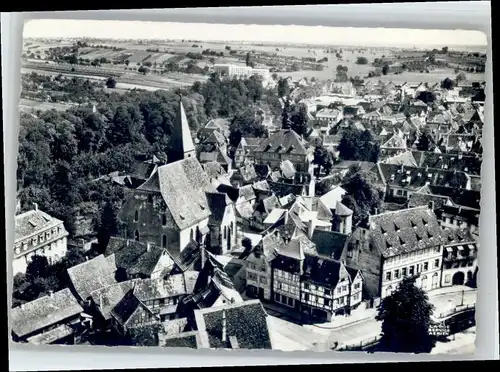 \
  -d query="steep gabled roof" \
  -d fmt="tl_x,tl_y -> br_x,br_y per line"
138,157 -> 212,230
368,206 -> 446,258
67,255 -> 117,301
256,129 -> 307,155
